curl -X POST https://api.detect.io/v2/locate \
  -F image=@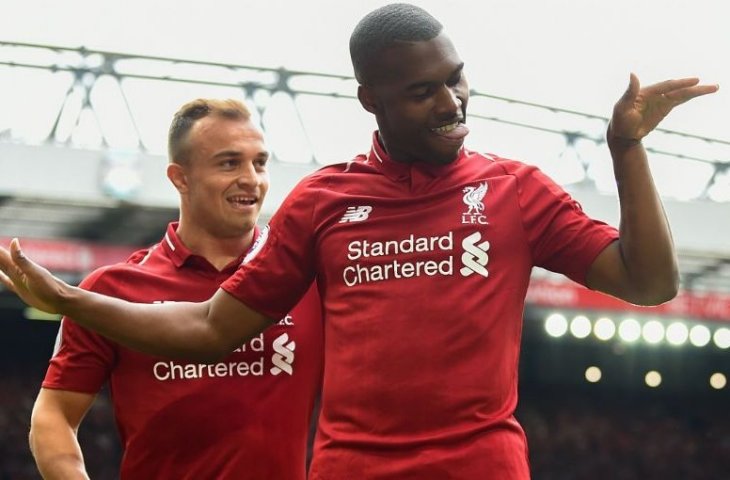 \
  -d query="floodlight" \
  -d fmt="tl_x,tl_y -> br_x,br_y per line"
585,366 -> 602,383
714,328 -> 730,349
545,313 -> 568,338
569,315 -> 591,339
644,370 -> 662,388
666,322 -> 689,346
593,317 -> 615,341
618,318 -> 641,343
642,320 -> 665,344
689,325 -> 711,347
